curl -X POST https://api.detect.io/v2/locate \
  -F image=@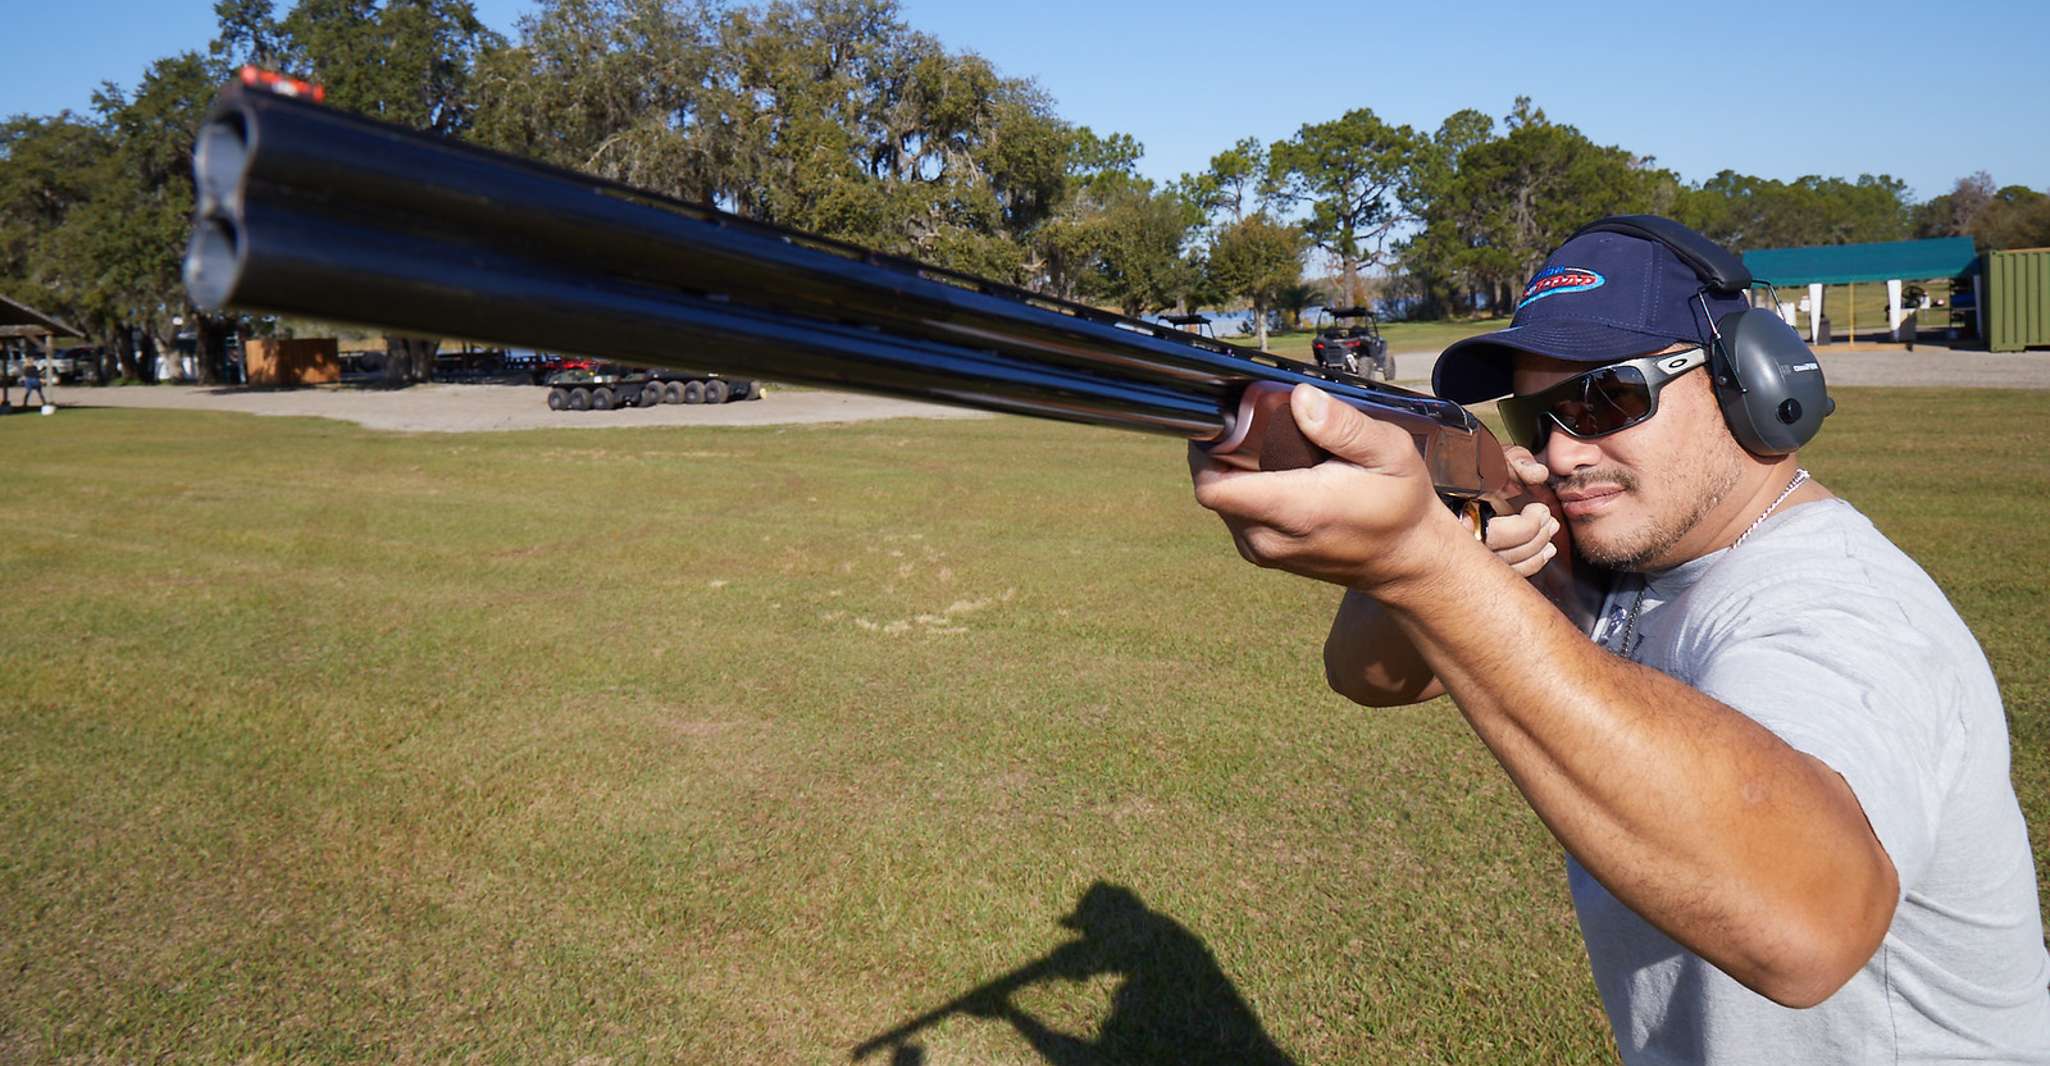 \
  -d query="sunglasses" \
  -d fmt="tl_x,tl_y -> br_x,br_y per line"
1494,348 -> 1708,452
